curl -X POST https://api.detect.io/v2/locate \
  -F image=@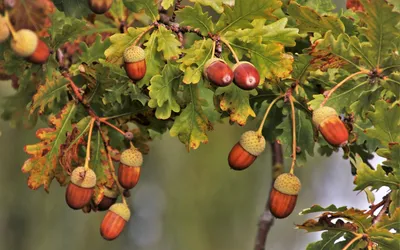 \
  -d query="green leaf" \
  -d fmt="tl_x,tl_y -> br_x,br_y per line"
177,39 -> 213,84
104,26 -> 150,64
383,72 -> 400,98
287,3 -> 344,35
30,72 -> 69,114
189,0 -> 226,14
354,162 -> 399,191
377,144 -> 400,170
365,100 -> 400,146
161,0 -> 174,9
292,54 -> 313,81
21,102 -> 76,191
296,0 -> 336,14
78,35 -> 111,65
52,0 -> 92,17
139,32 -> 164,87
229,40 -> 293,82
148,63 -> 183,119
215,0 -> 282,33
215,84 -> 257,126
375,207 -> 400,231
350,87 -> 383,119
368,227 -> 400,250
48,10 -> 86,49
176,3 -> 214,36
300,204 -> 348,215
90,131 -> 113,187
123,0 -> 159,21
103,82 -> 149,106
155,26 -> 182,60
358,0 -> 400,66
225,18 -> 302,47
306,231 -> 345,250
170,84 -> 213,150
